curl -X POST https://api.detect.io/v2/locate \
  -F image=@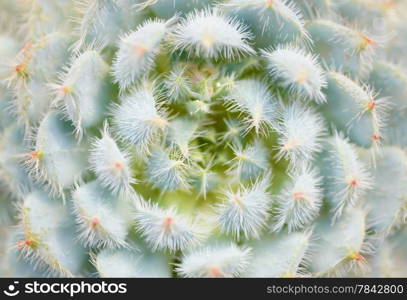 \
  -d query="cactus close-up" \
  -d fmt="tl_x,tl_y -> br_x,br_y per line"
1,0 -> 407,279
